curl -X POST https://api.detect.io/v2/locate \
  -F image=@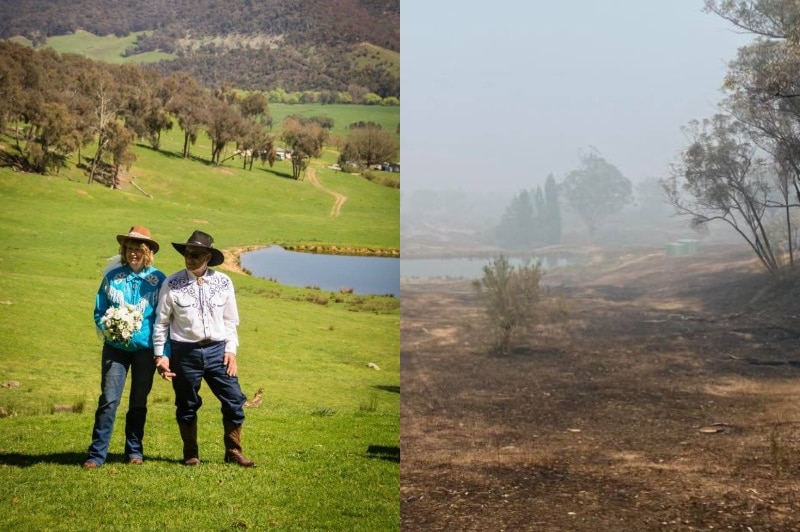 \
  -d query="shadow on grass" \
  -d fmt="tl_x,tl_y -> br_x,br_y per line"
373,385 -> 399,394
366,445 -> 399,463
0,451 -> 176,467
259,167 -> 295,180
